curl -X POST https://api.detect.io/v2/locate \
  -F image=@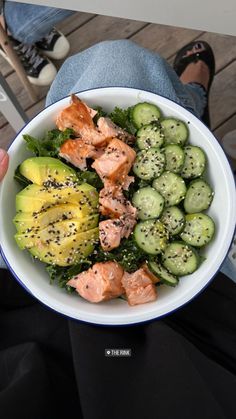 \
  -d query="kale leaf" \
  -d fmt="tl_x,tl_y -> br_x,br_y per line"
93,106 -> 107,124
76,169 -> 103,190
94,236 -> 147,273
23,128 -> 74,157
109,106 -> 136,135
46,259 -> 92,292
